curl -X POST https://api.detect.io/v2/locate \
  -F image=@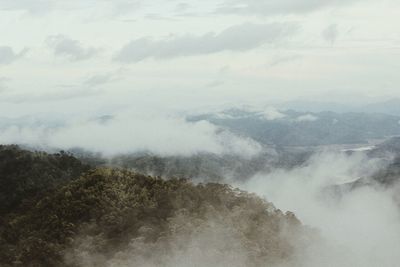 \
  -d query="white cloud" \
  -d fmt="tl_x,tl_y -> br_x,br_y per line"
0,0 -> 56,15
217,0 -> 360,16
322,24 -> 339,44
268,54 -> 302,67
0,111 -> 261,157
238,151 -> 400,267
46,35 -> 98,61
0,77 -> 9,92
0,46 -> 27,64
83,73 -> 117,87
261,107 -> 286,120
107,0 -> 142,16
0,0 -> 143,16
114,22 -> 297,62
296,114 -> 318,122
